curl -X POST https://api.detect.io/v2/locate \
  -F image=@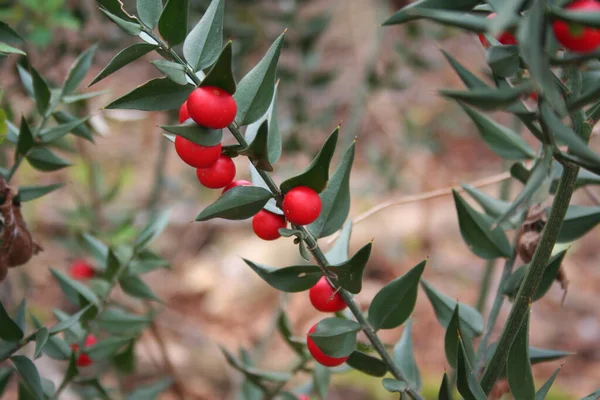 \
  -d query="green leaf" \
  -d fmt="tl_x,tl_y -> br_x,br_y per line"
221,347 -> 291,383
151,60 -> 188,85
0,109 -> 7,145
461,183 -> 512,220
11,356 -> 44,400
486,45 -> 520,78
26,148 -> 71,172
325,220 -> 352,265
456,338 -> 487,400
119,276 -> 160,301
397,9 -> 489,31
235,32 -> 284,125
53,111 -> 94,142
393,319 -> 422,390
244,81 -> 281,164
280,127 -> 338,194
421,280 -> 484,337
310,318 -> 360,358
444,305 -> 477,370
196,186 -> 273,221
200,41 -> 236,94
127,378 -> 173,400
99,308 -> 151,335
0,301 -> 24,342
183,0 -> 223,71
459,103 -> 535,160
249,163 -> 282,215
536,366 -> 562,400
128,251 -> 170,275
239,120 -> 272,171
277,310 -> 303,356
0,368 -> 13,396
32,329 -> 49,360
17,64 -> 33,98
98,0 -> 138,22
309,142 -> 355,238
383,0 -> 480,25
112,340 -> 136,374
50,268 -> 99,305
87,337 -> 132,361
313,363 -> 330,398
30,67 -> 51,115
48,306 -> 91,335
485,342 -> 571,368
437,372 -> 452,400
16,117 -> 34,158
158,0 -> 189,46
0,42 -> 25,55
243,260 -> 322,292
135,208 -> 171,250
382,378 -> 407,393
104,249 -> 121,281
558,205 -> 600,243
137,0 -> 162,29
161,121 -> 222,146
39,117 -> 90,144
101,8 -> 143,35
346,351 -> 387,377
13,299 -> 26,333
507,309 -> 534,400
441,83 -> 532,111
581,389 -> 600,400
368,260 -> 425,330
80,233 -> 109,264
452,190 -> 512,259
442,49 -> 489,89
0,21 -> 23,44
62,45 -> 96,95
329,242 -> 371,294
504,250 -> 566,301
33,315 -> 71,360
90,43 -> 157,87
105,78 -> 194,111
